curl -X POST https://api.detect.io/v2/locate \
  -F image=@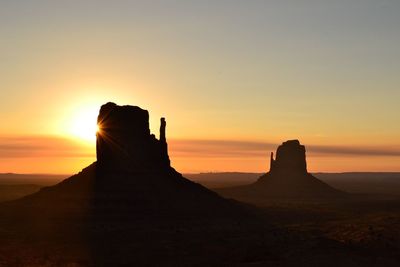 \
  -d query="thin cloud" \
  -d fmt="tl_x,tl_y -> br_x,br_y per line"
169,139 -> 400,158
0,135 -> 95,158
168,139 -> 275,158
0,136 -> 399,159
308,145 -> 400,157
